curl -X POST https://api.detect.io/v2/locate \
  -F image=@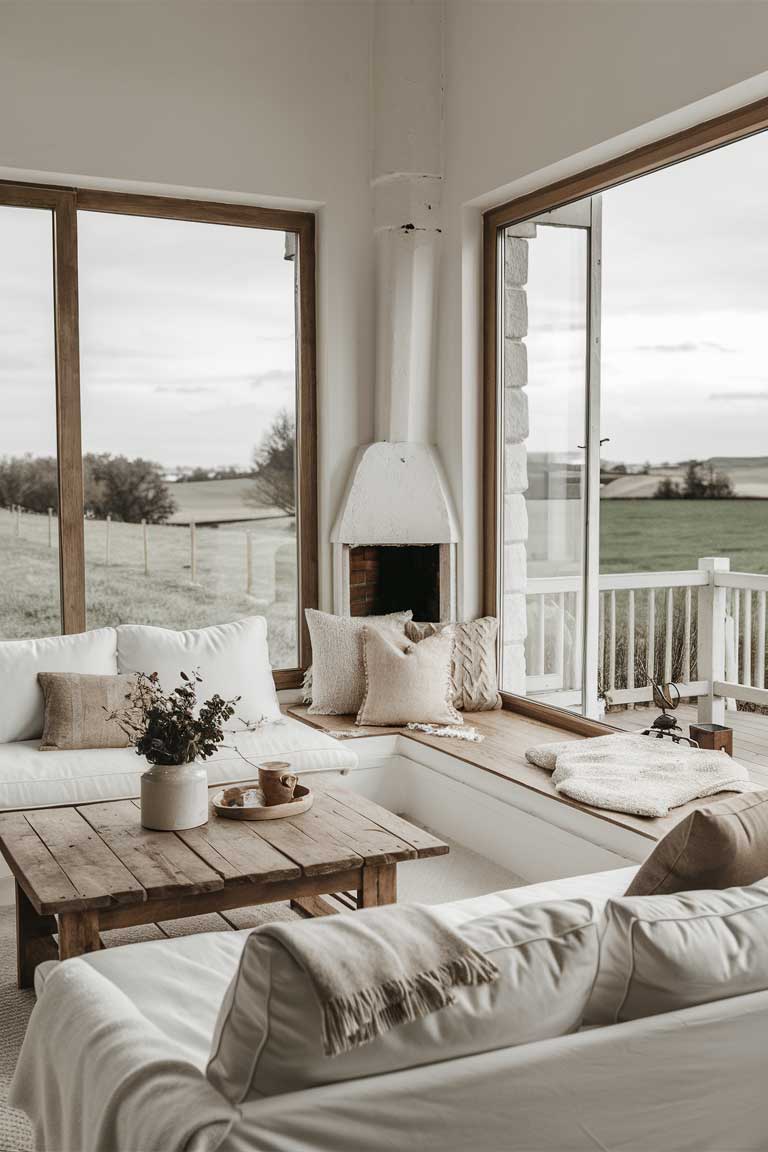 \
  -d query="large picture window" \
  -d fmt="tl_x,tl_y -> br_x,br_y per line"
0,186 -> 316,688
485,97 -> 768,752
